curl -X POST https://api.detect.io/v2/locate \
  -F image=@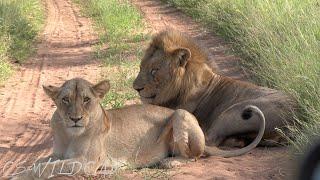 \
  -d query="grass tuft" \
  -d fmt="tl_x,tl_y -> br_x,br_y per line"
164,0 -> 320,152
0,0 -> 44,84
75,0 -> 149,108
